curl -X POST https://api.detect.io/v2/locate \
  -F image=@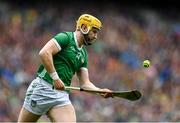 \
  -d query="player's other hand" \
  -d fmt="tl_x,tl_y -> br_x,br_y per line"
99,88 -> 114,98
53,79 -> 65,90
